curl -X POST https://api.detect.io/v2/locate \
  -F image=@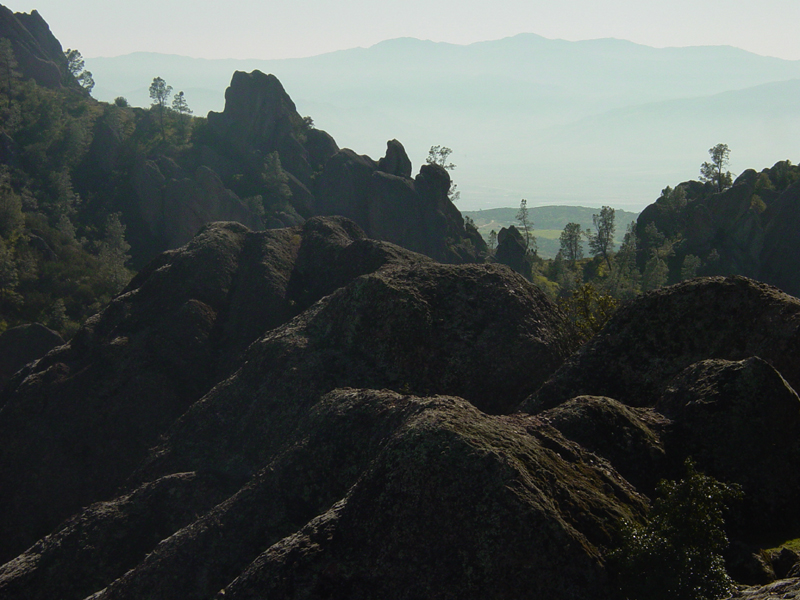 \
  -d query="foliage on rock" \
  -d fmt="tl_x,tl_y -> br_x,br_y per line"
610,459 -> 742,600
